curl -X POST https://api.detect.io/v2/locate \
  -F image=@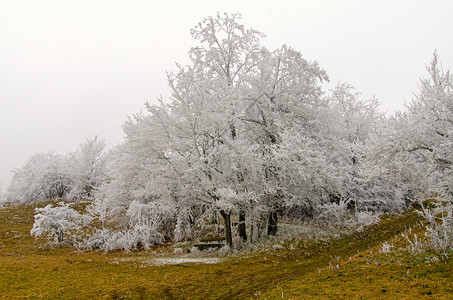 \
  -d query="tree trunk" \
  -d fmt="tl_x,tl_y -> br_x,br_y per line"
267,211 -> 278,236
238,210 -> 247,242
57,230 -> 64,243
215,212 -> 220,236
220,210 -> 233,248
